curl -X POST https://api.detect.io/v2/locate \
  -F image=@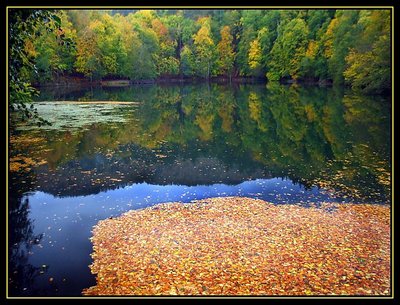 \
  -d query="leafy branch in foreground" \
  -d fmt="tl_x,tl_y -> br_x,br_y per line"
8,9 -> 74,126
